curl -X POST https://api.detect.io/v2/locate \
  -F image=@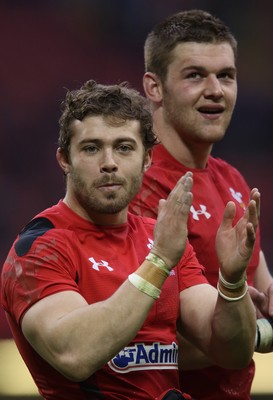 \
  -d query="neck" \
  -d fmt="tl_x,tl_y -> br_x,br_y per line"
153,110 -> 212,169
63,194 -> 128,226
